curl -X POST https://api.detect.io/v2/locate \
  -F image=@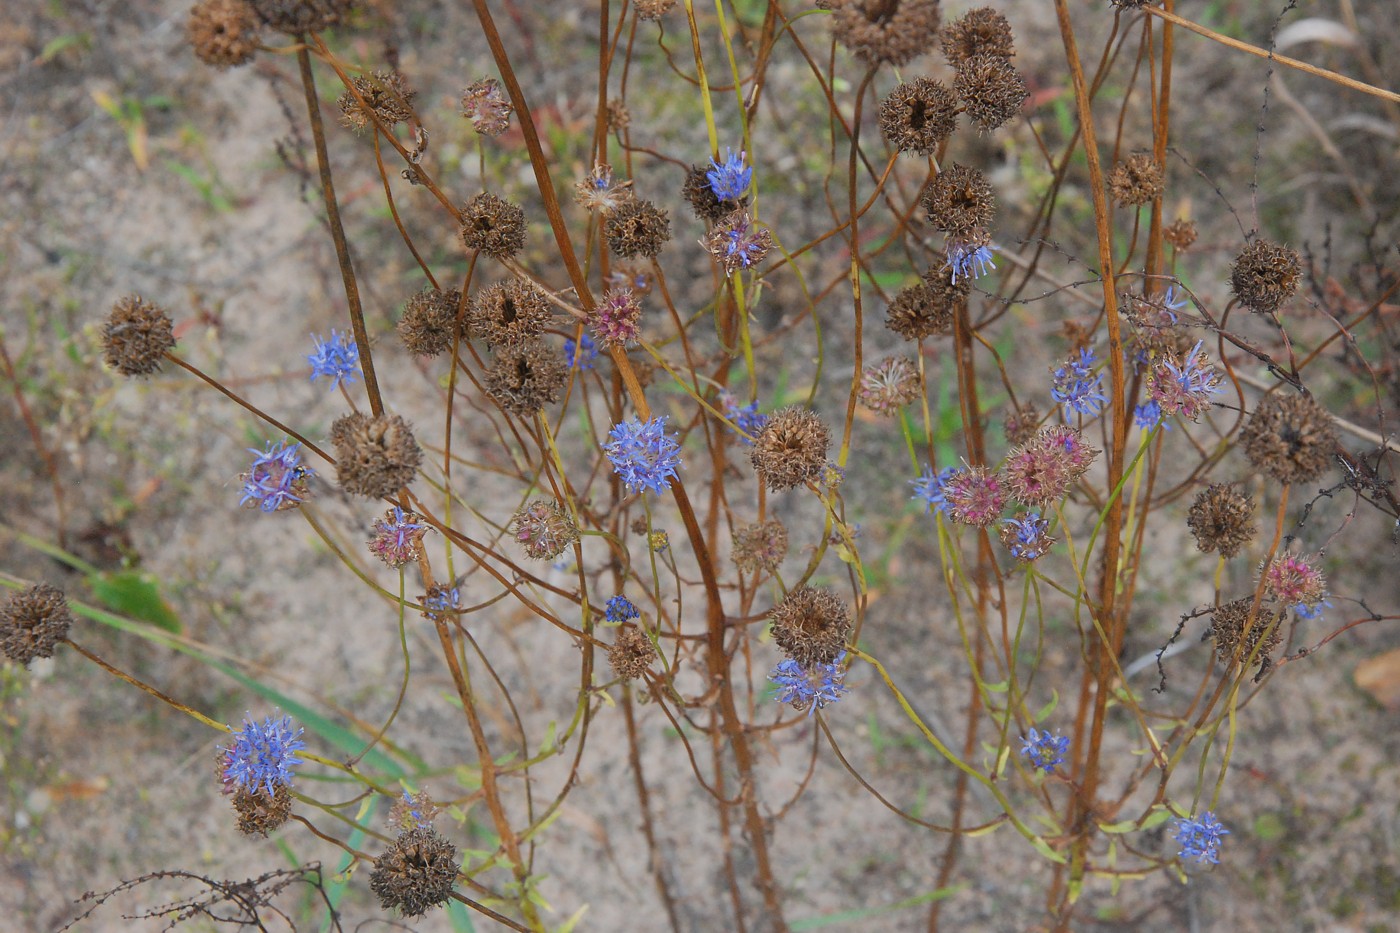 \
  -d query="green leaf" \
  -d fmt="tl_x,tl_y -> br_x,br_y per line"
1098,819 -> 1140,834
1140,807 -> 1174,832
446,900 -> 479,933
1033,689 -> 1060,723
88,570 -> 181,633
554,905 -> 589,933
39,33 -> 88,63
1029,835 -> 1067,864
